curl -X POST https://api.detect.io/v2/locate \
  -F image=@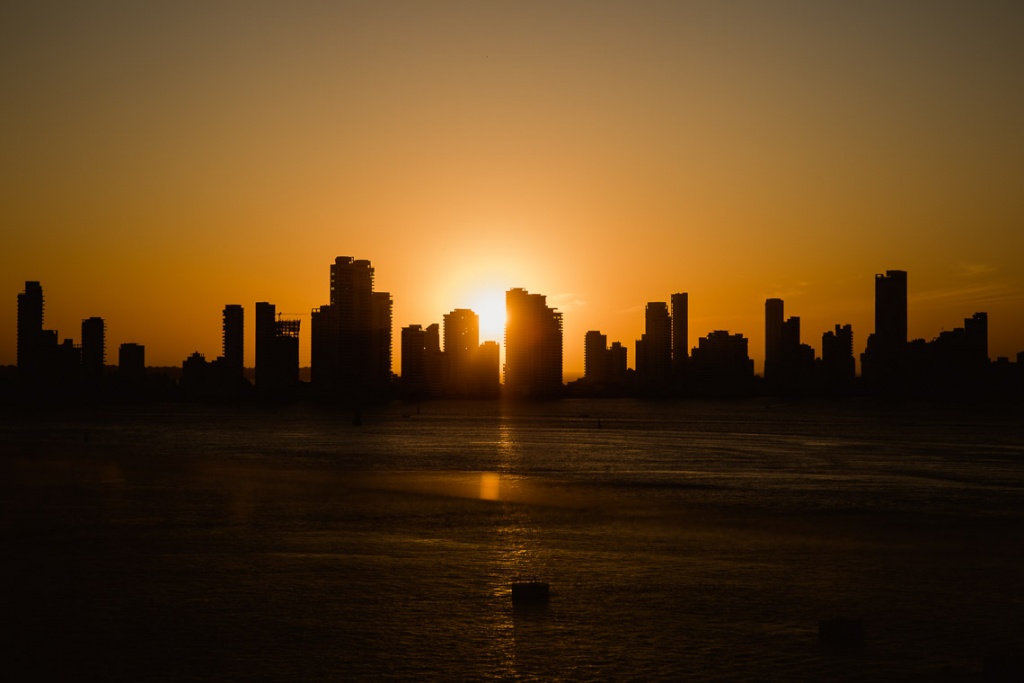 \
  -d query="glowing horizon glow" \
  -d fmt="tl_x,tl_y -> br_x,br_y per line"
2,3 -> 1023,376
468,289 -> 507,344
